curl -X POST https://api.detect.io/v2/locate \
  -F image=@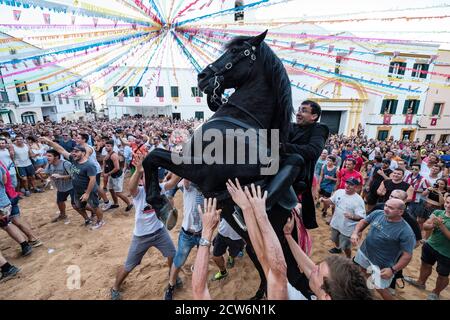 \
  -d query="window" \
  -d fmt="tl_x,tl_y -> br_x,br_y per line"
128,86 -> 143,97
172,112 -> 181,120
39,83 -> 51,102
65,96 -> 69,104
335,56 -> 342,75
191,87 -> 203,97
380,99 -> 398,114
156,86 -> 164,97
14,80 -> 30,103
440,134 -> 449,143
234,1 -> 244,21
402,99 -> 420,114
113,86 -> 128,97
432,103 -> 443,116
21,112 -> 36,124
377,130 -> 389,141
171,86 -> 179,98
411,63 -> 429,79
195,111 -> 204,120
425,134 -> 435,142
388,61 -> 406,77
58,94 -> 63,104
